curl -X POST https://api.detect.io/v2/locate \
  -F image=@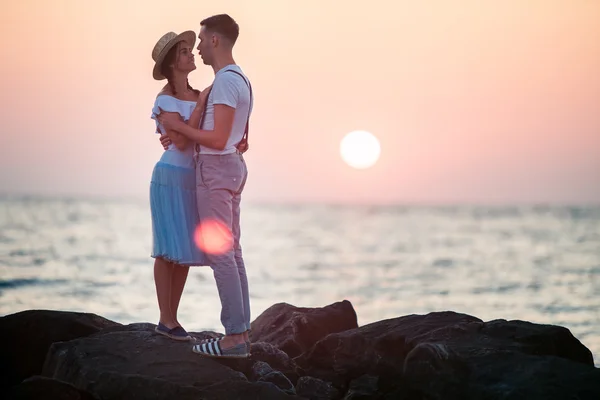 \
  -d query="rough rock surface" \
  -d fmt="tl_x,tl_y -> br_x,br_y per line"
250,300 -> 358,358
42,322 -> 297,399
8,375 -> 98,400
296,311 -> 600,398
0,310 -> 119,391
3,303 -> 600,400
